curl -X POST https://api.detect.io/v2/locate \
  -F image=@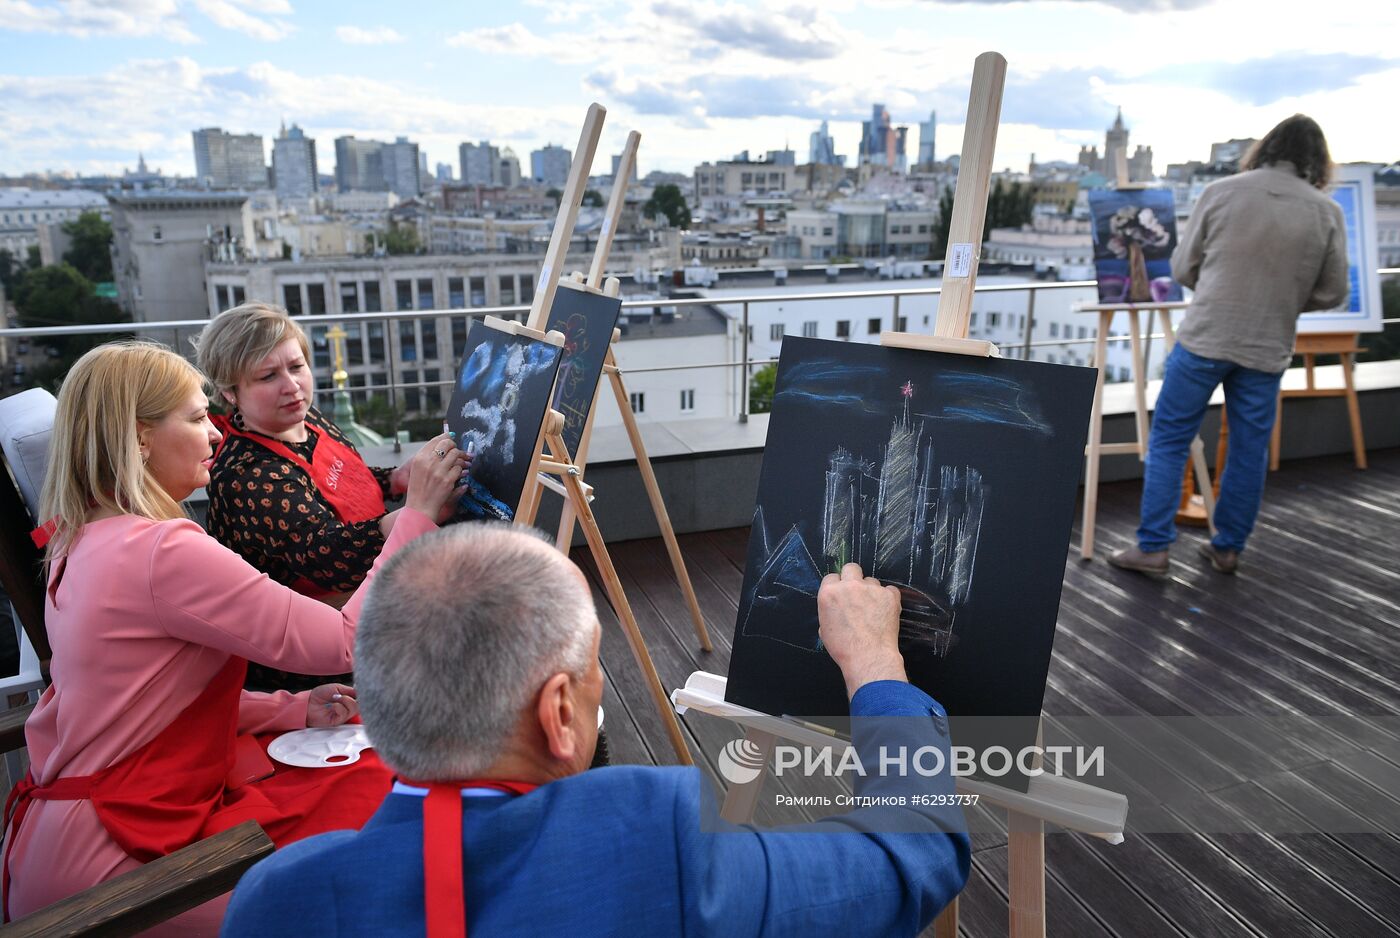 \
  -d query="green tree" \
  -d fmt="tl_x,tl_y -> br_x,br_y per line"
383,224 -> 420,256
582,189 -> 604,207
355,394 -> 405,438
546,187 -> 563,207
61,211 -> 114,283
749,363 -> 777,414
0,249 -> 18,297
931,188 -> 955,256
12,263 -> 130,390
643,184 -> 691,229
